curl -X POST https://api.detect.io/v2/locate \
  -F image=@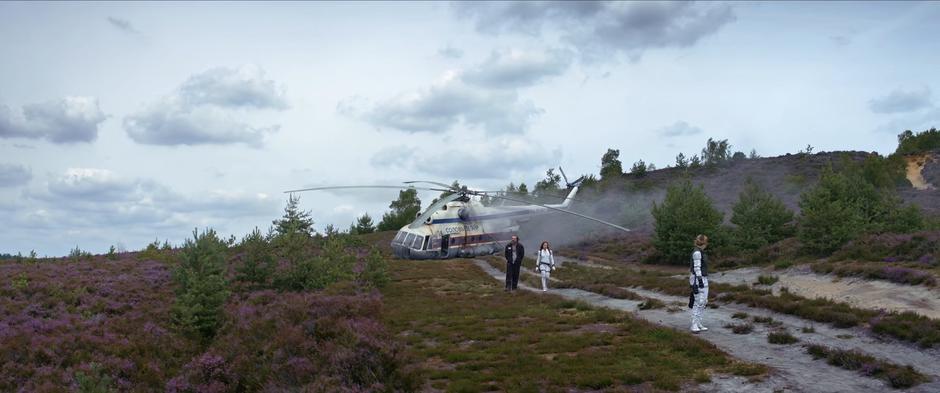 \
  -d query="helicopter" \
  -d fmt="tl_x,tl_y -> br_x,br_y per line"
286,167 -> 630,260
